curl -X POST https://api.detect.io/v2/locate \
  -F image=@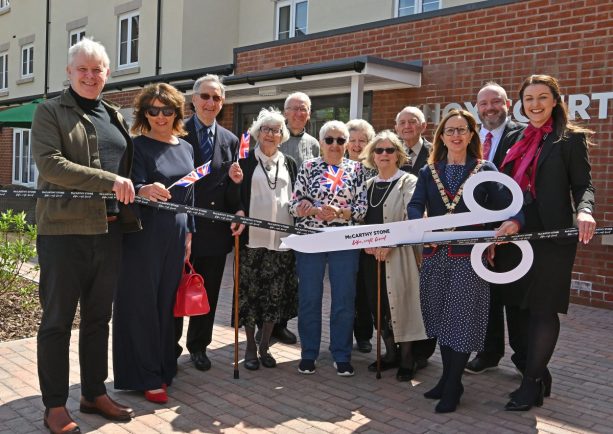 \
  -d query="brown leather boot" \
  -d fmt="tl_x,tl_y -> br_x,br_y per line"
43,407 -> 80,433
79,394 -> 134,421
